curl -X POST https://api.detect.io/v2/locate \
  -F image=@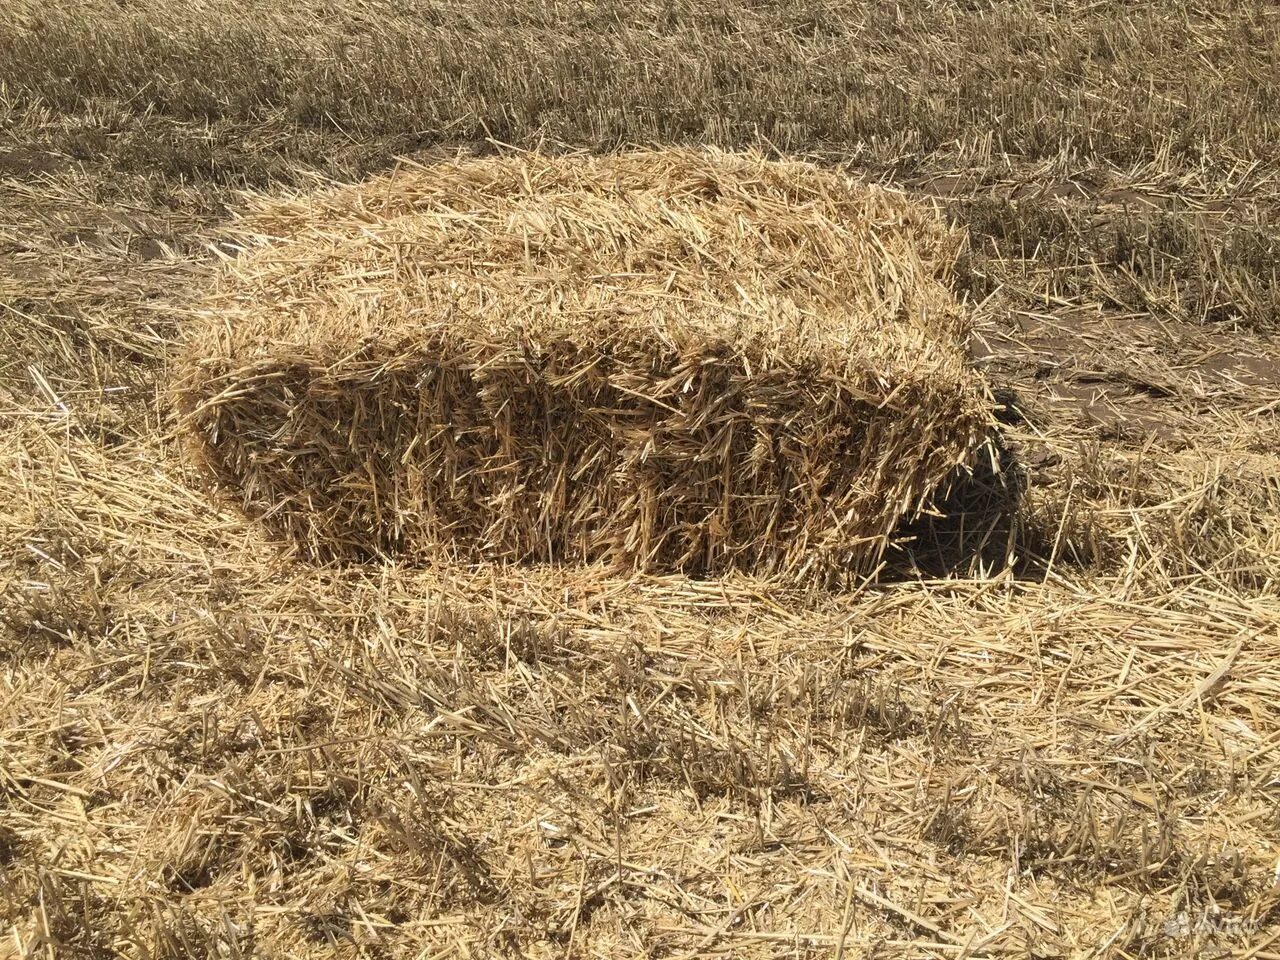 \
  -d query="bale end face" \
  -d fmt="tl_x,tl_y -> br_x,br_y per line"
176,149 -> 993,580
